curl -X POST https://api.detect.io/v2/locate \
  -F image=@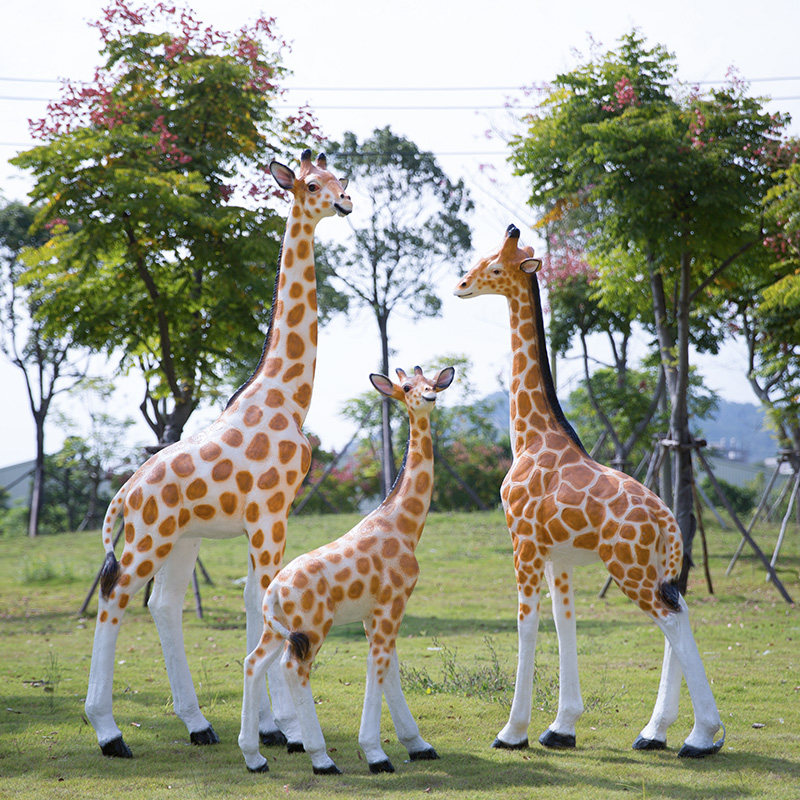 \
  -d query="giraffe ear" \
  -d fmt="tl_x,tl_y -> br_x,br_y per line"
270,161 -> 296,191
370,373 -> 396,398
339,177 -> 349,191
434,366 -> 455,391
520,258 -> 542,275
